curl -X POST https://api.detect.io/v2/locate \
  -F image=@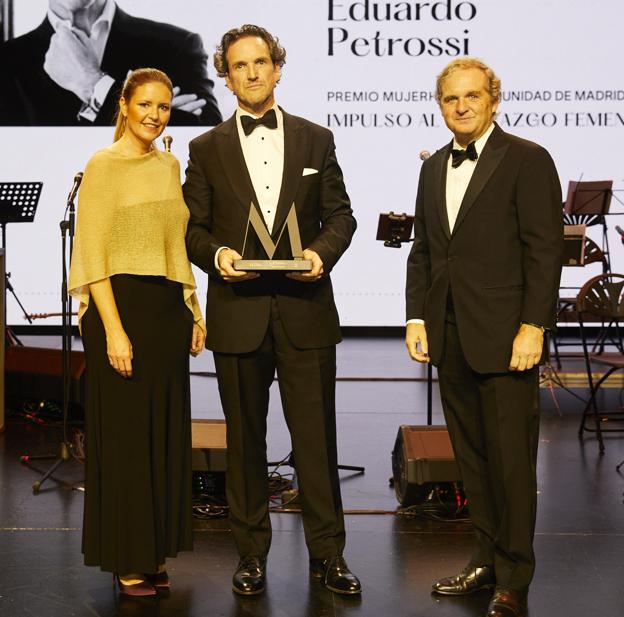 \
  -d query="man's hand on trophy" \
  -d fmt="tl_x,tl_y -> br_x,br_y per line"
44,24 -> 103,102
218,248 -> 260,282
286,249 -> 324,282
